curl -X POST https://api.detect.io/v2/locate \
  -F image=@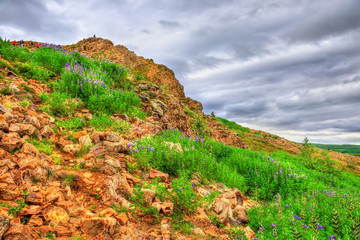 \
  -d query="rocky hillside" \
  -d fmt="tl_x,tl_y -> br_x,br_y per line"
0,38 -> 359,240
